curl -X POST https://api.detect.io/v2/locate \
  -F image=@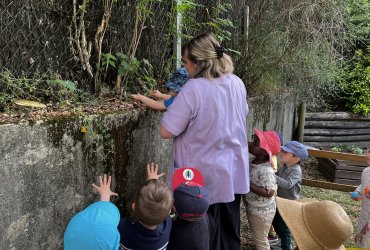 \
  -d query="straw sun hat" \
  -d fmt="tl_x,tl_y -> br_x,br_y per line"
276,197 -> 353,250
